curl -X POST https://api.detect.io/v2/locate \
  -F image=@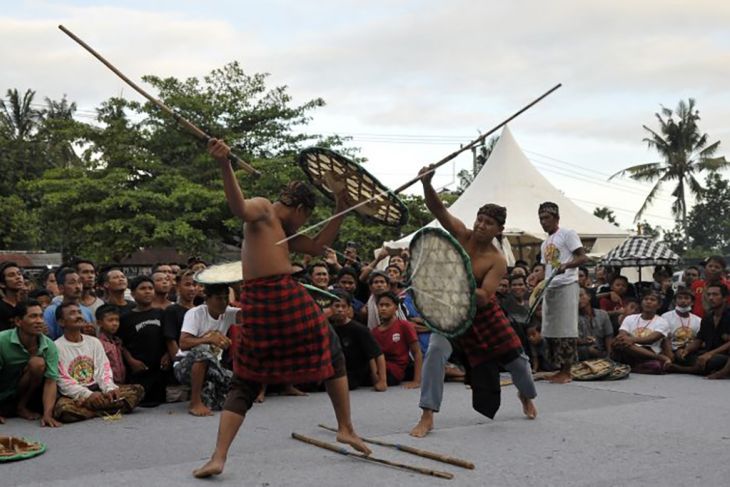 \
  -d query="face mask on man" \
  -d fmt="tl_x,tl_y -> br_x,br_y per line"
675,305 -> 692,314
